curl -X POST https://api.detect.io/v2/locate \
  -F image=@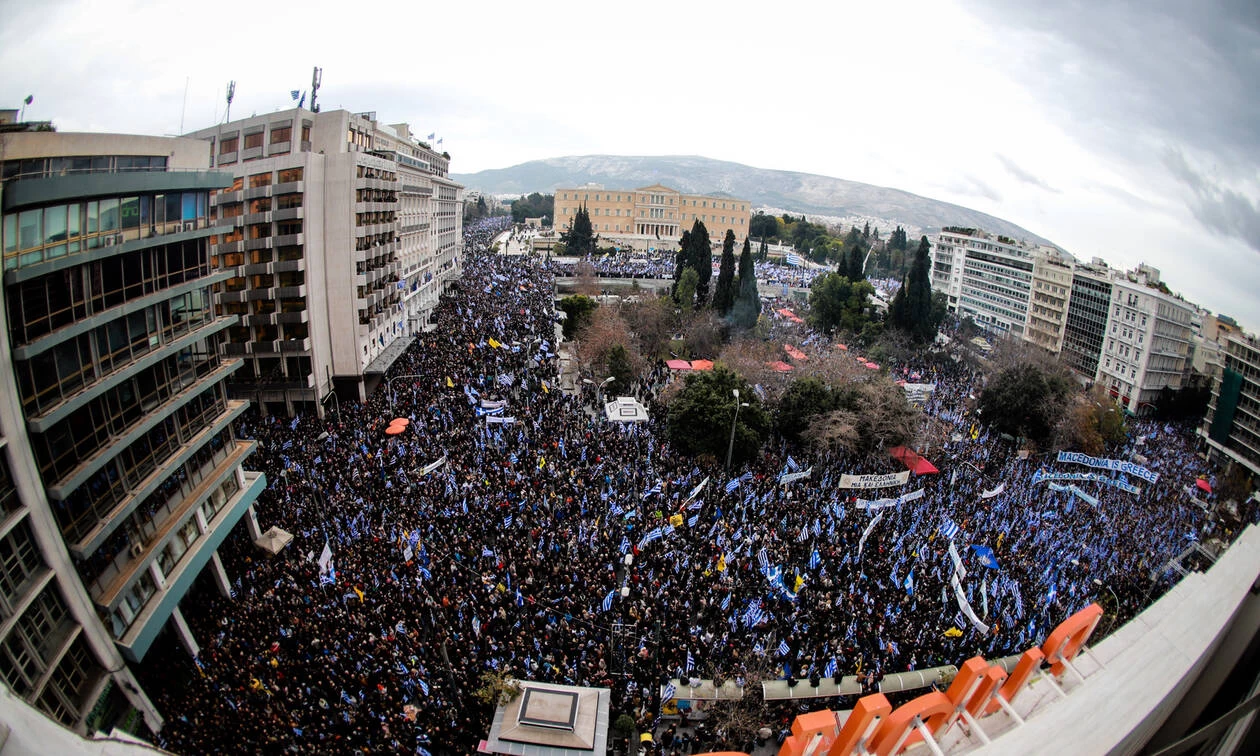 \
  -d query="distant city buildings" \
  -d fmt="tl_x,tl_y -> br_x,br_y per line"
185,108 -> 462,414
0,129 -> 267,735
931,230 -> 1200,416
553,183 -> 750,253
1201,332 -> 1260,476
